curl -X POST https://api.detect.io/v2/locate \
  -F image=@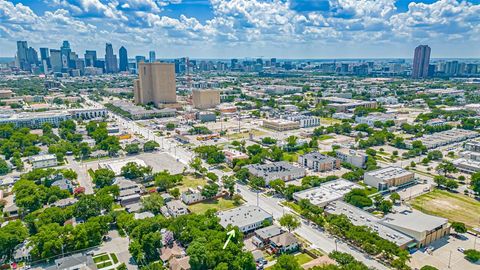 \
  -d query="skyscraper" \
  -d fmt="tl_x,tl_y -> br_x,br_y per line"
16,41 -> 29,71
149,51 -> 156,63
84,50 -> 97,67
40,48 -> 50,72
119,46 -> 129,72
49,49 -> 62,73
134,62 -> 176,107
412,45 -> 431,79
105,43 -> 118,73
60,40 -> 71,70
